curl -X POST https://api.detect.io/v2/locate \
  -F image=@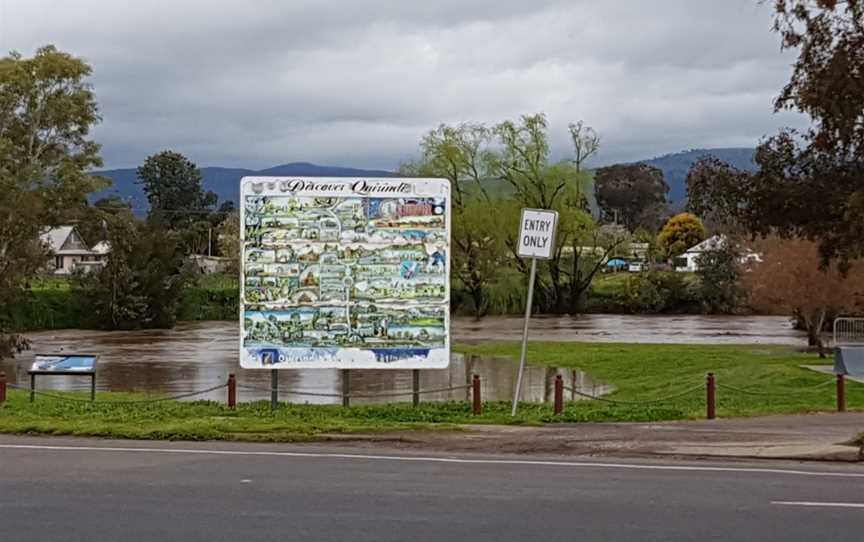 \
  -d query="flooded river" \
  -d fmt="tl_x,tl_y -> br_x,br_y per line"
0,315 -> 802,403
